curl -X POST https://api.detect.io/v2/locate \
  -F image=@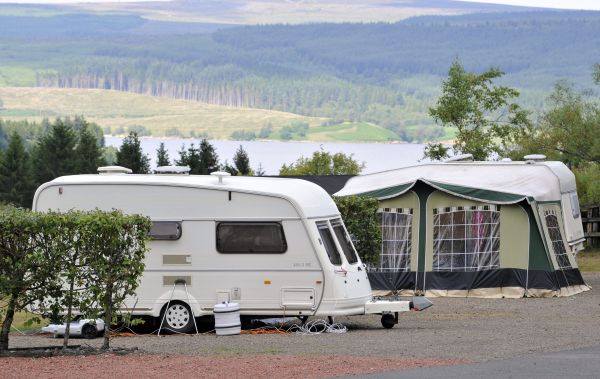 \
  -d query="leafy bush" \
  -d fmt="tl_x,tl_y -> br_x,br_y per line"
334,196 -> 381,266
